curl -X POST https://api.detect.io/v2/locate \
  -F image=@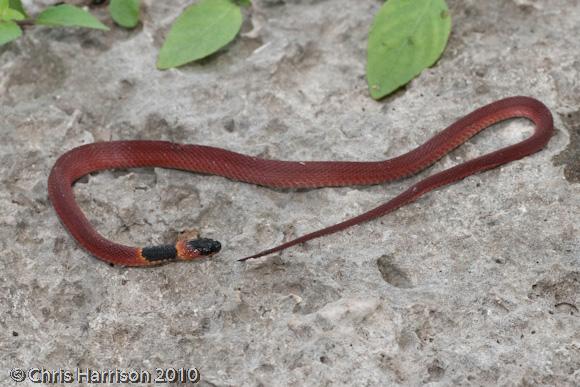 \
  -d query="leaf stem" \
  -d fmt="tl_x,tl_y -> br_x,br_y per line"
15,18 -> 34,27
